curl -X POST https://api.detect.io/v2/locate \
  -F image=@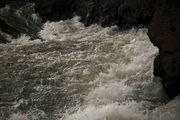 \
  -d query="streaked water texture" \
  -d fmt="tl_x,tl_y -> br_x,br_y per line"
1,17 -> 179,120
